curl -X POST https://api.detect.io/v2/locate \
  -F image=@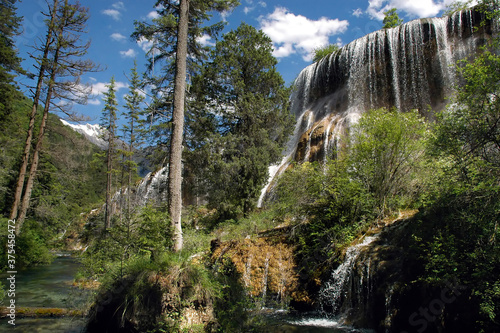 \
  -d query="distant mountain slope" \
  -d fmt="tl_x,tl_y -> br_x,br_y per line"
59,119 -> 107,149
0,93 -> 107,237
